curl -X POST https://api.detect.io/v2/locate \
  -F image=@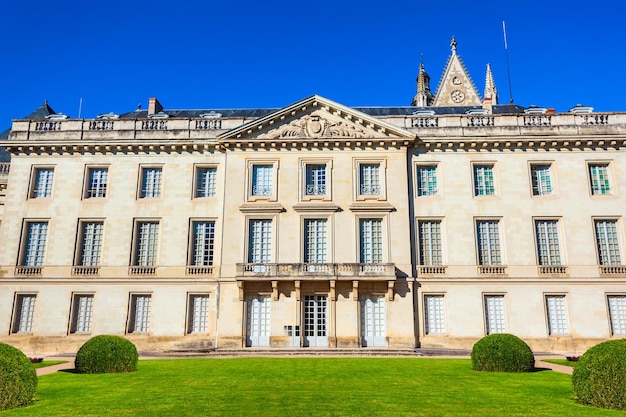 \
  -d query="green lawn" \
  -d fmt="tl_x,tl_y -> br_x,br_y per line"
6,358 -> 624,416
542,359 -> 577,368
33,360 -> 67,369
